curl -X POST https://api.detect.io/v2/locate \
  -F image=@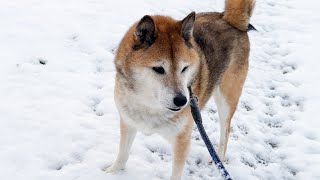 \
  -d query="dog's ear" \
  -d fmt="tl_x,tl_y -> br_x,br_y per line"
133,15 -> 157,50
181,12 -> 195,42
